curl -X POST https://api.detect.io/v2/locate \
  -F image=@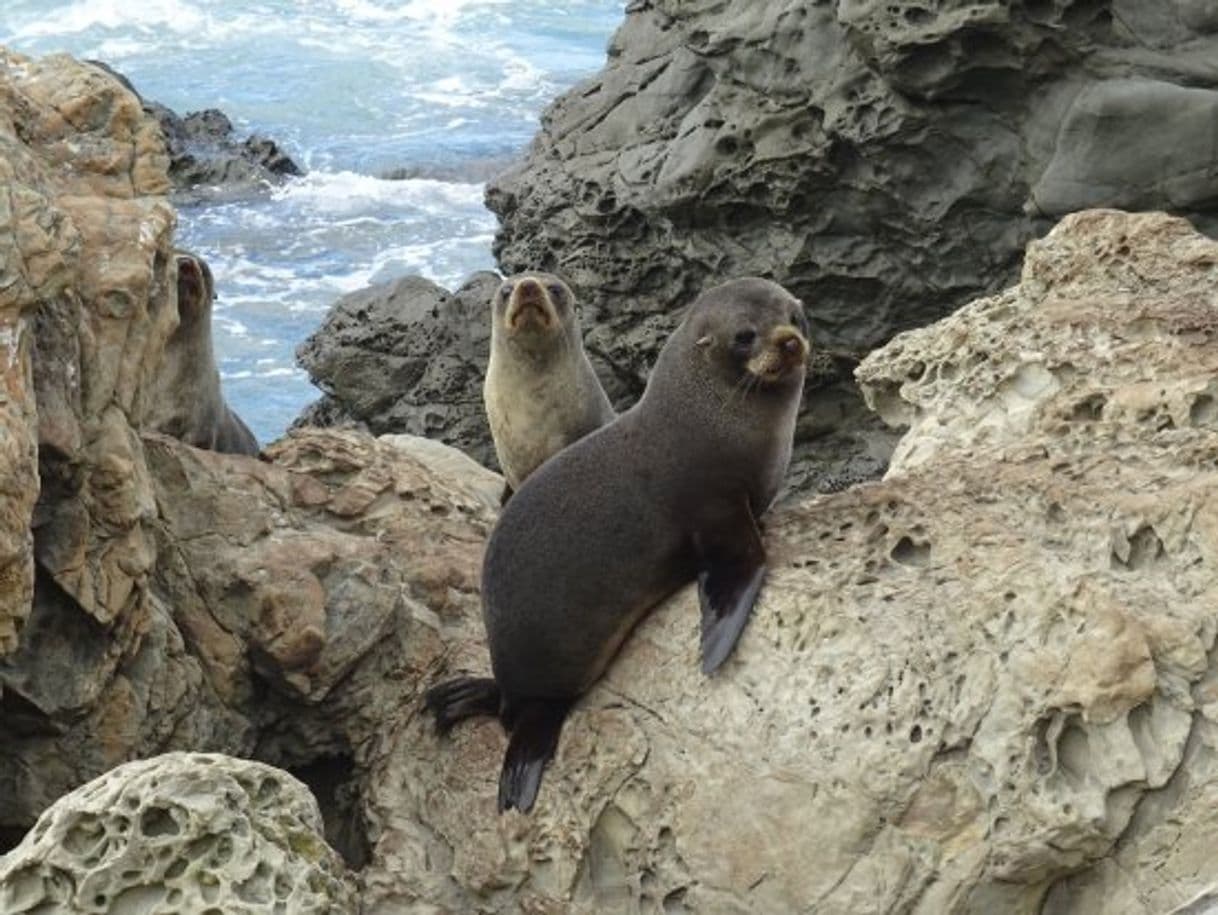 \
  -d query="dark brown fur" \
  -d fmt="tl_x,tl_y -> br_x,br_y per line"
426,277 -> 809,812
